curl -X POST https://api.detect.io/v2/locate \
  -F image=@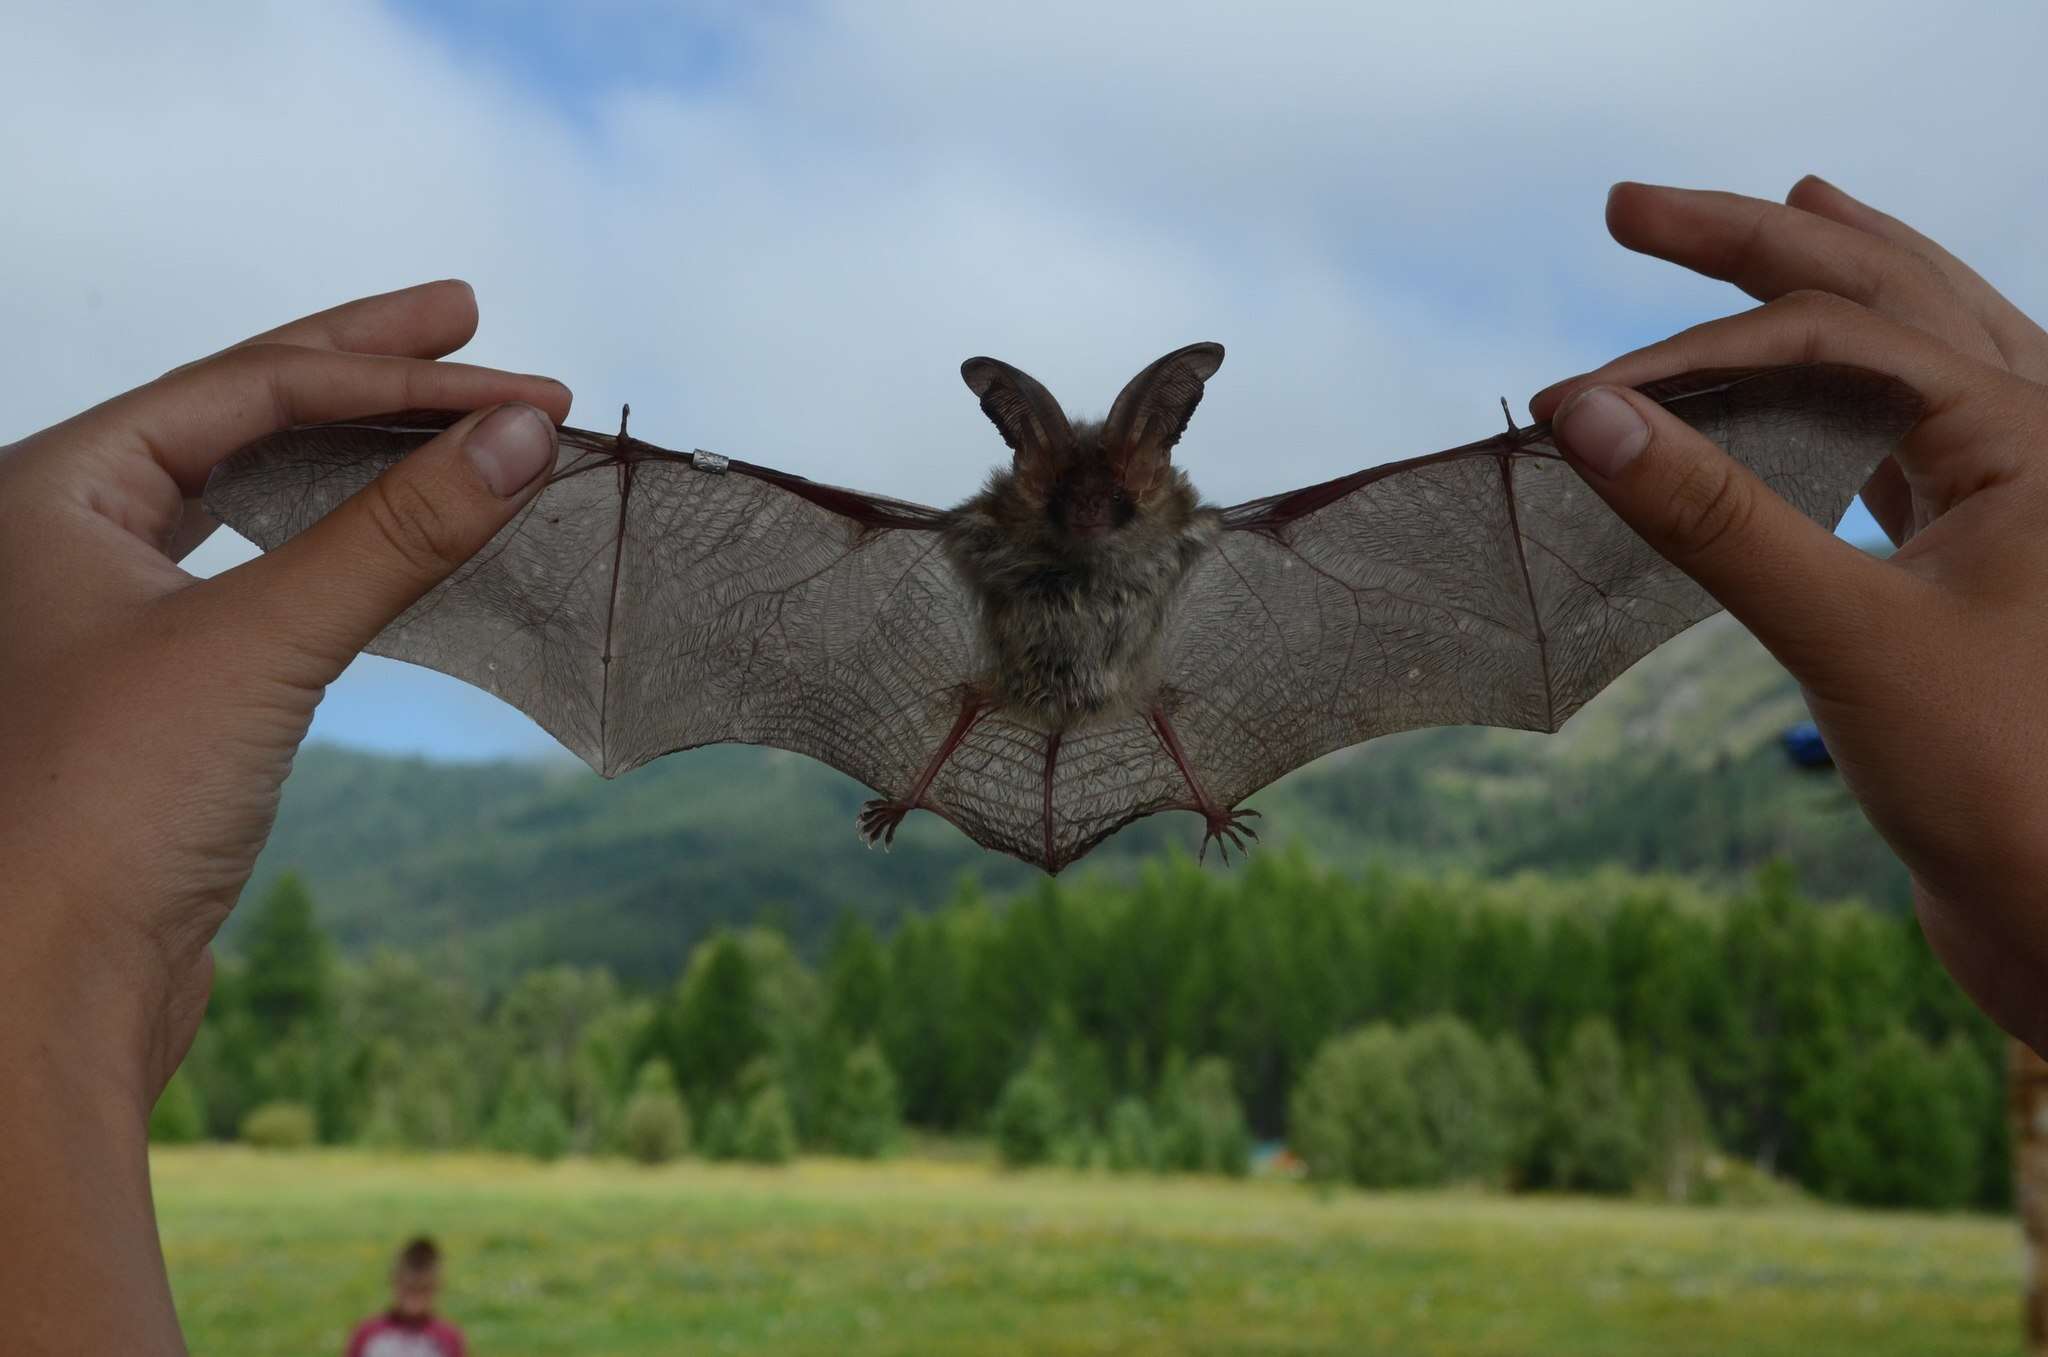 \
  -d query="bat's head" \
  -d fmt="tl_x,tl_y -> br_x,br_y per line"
961,342 -> 1223,549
